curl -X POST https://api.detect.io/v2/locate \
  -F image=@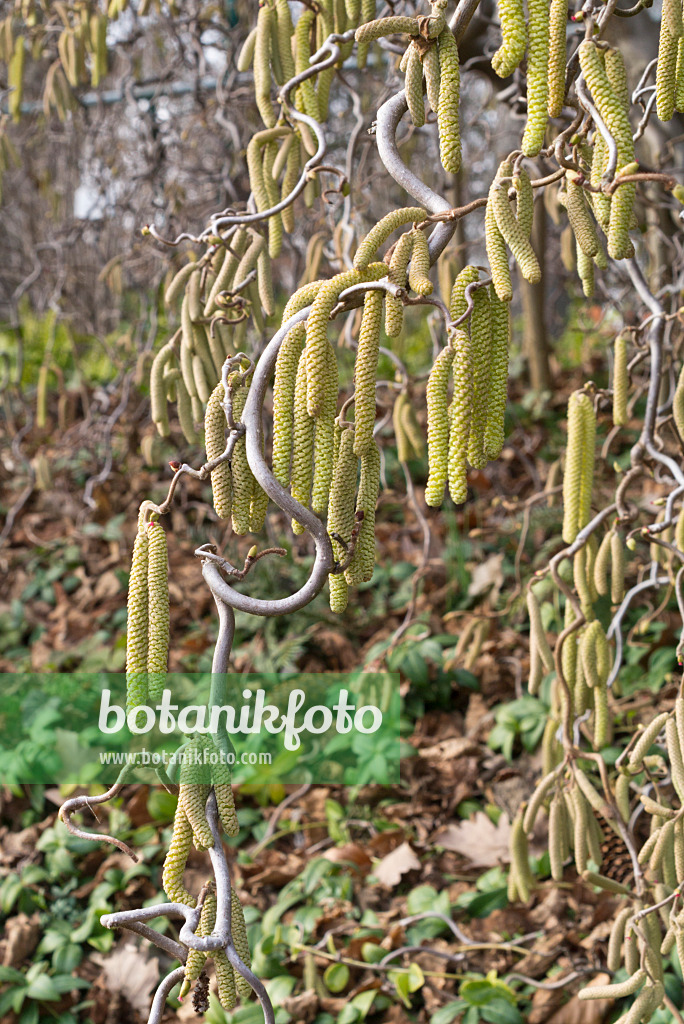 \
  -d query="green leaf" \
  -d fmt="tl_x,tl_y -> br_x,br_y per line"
324,964 -> 350,994
406,885 -> 439,915
0,965 -> 26,984
407,962 -> 425,993
390,971 -> 412,1008
349,989 -> 378,1018
19,1000 -> 39,1024
481,999 -> 523,1024
25,974 -> 61,1002
430,1002 -> 468,1024
361,943 -> 385,964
